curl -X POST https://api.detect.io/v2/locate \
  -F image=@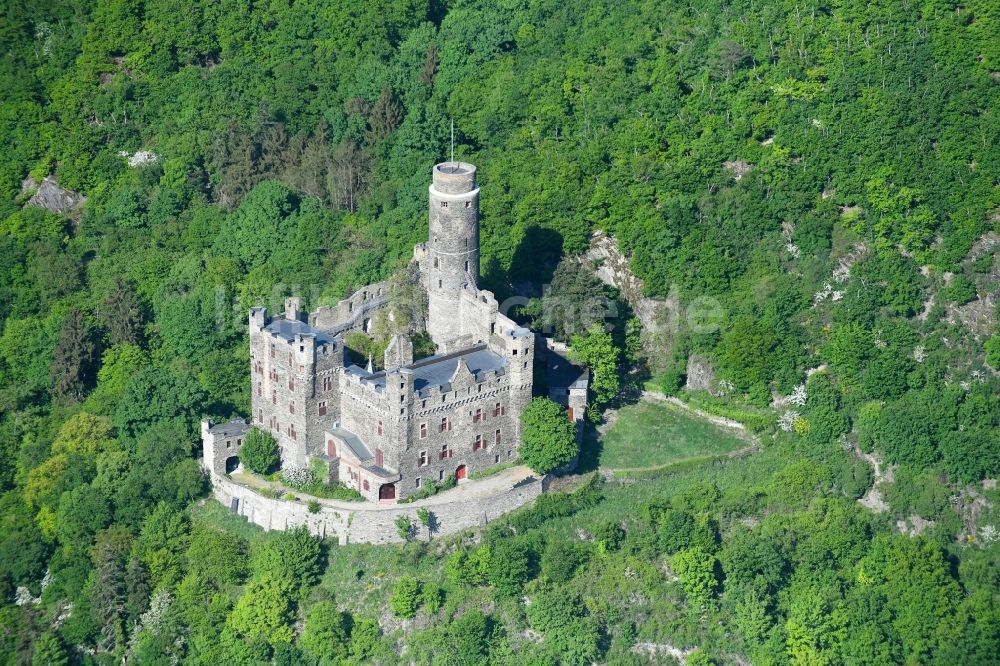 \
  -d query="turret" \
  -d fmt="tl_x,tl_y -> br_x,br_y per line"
426,162 -> 479,347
